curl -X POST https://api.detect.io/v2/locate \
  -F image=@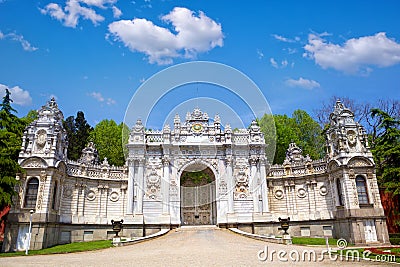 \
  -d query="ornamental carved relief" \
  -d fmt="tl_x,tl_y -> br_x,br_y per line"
274,189 -> 284,200
146,168 -> 161,200
109,191 -> 120,202
218,180 -> 227,195
86,189 -> 96,201
63,184 -> 74,198
297,187 -> 307,198
233,158 -> 250,200
23,158 -> 47,168
319,185 -> 329,196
